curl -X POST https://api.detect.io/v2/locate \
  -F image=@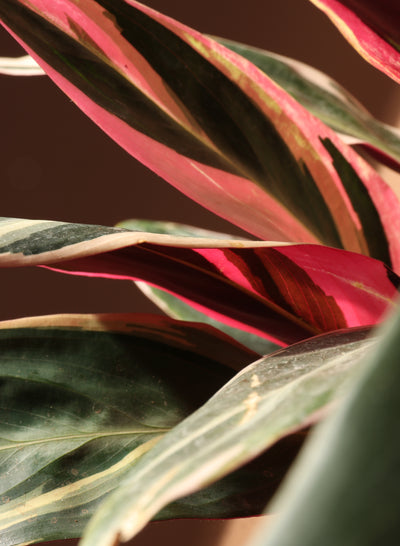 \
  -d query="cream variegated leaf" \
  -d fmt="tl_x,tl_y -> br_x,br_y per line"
80,326 -> 376,546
